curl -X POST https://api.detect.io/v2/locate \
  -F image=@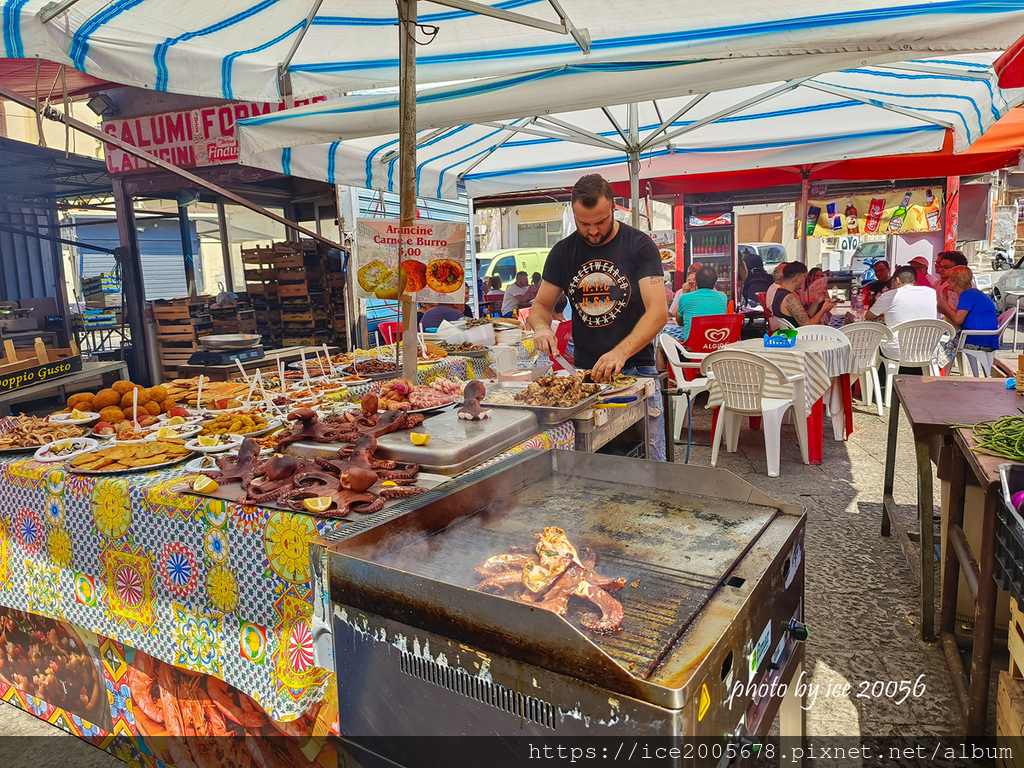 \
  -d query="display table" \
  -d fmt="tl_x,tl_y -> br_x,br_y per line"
0,418 -> 574,766
175,345 -> 339,380
882,377 -> 1019,641
0,360 -> 129,417
941,427 -> 1013,736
